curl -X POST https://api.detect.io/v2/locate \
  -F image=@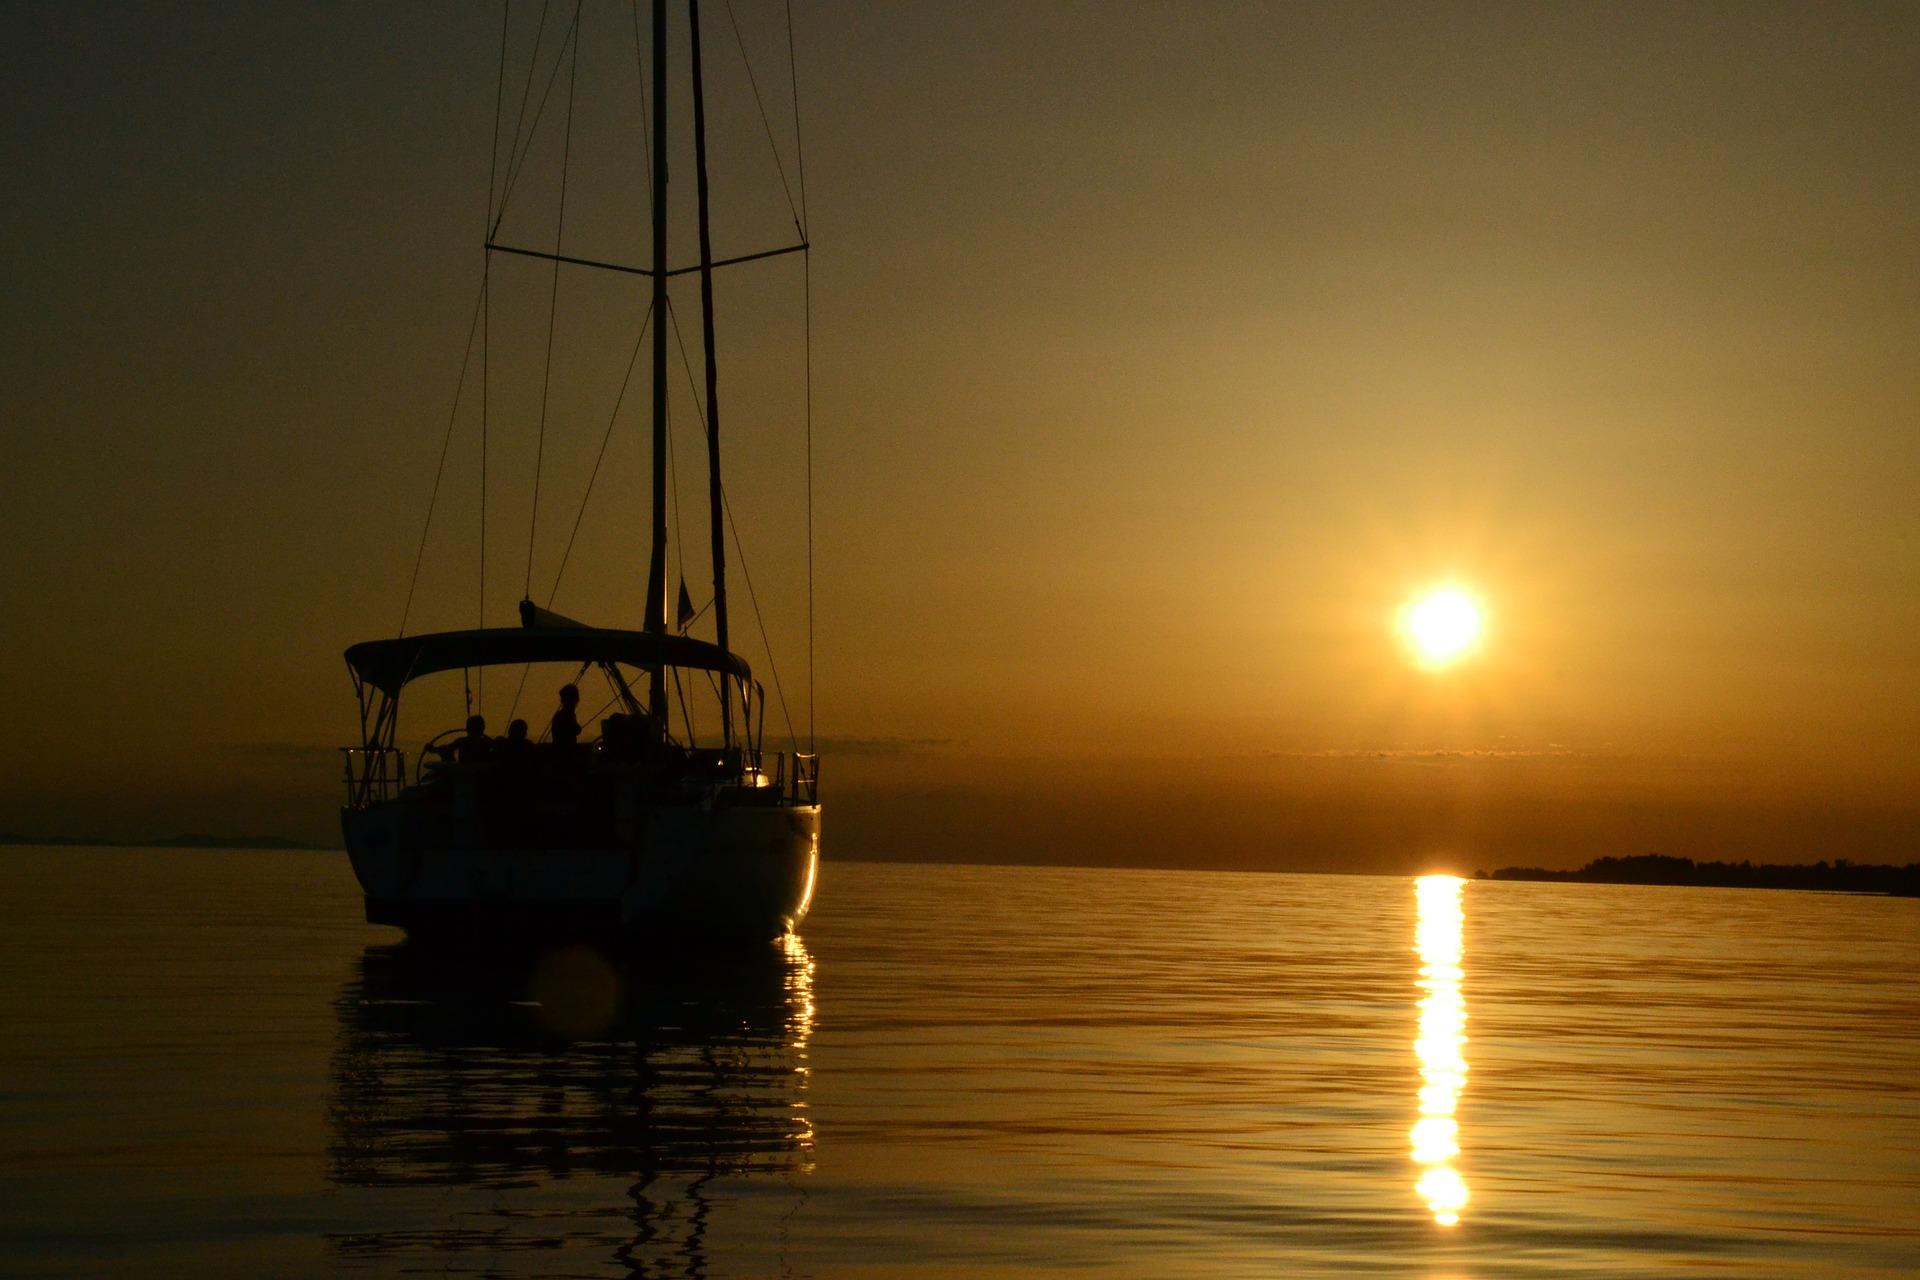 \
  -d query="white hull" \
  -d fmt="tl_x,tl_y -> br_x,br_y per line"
343,801 -> 819,941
